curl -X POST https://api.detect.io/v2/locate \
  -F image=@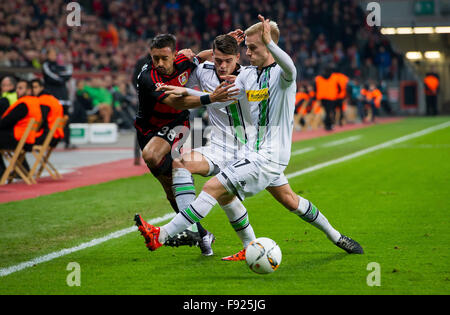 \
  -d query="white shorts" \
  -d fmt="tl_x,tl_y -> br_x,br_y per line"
193,143 -> 242,173
216,151 -> 288,201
